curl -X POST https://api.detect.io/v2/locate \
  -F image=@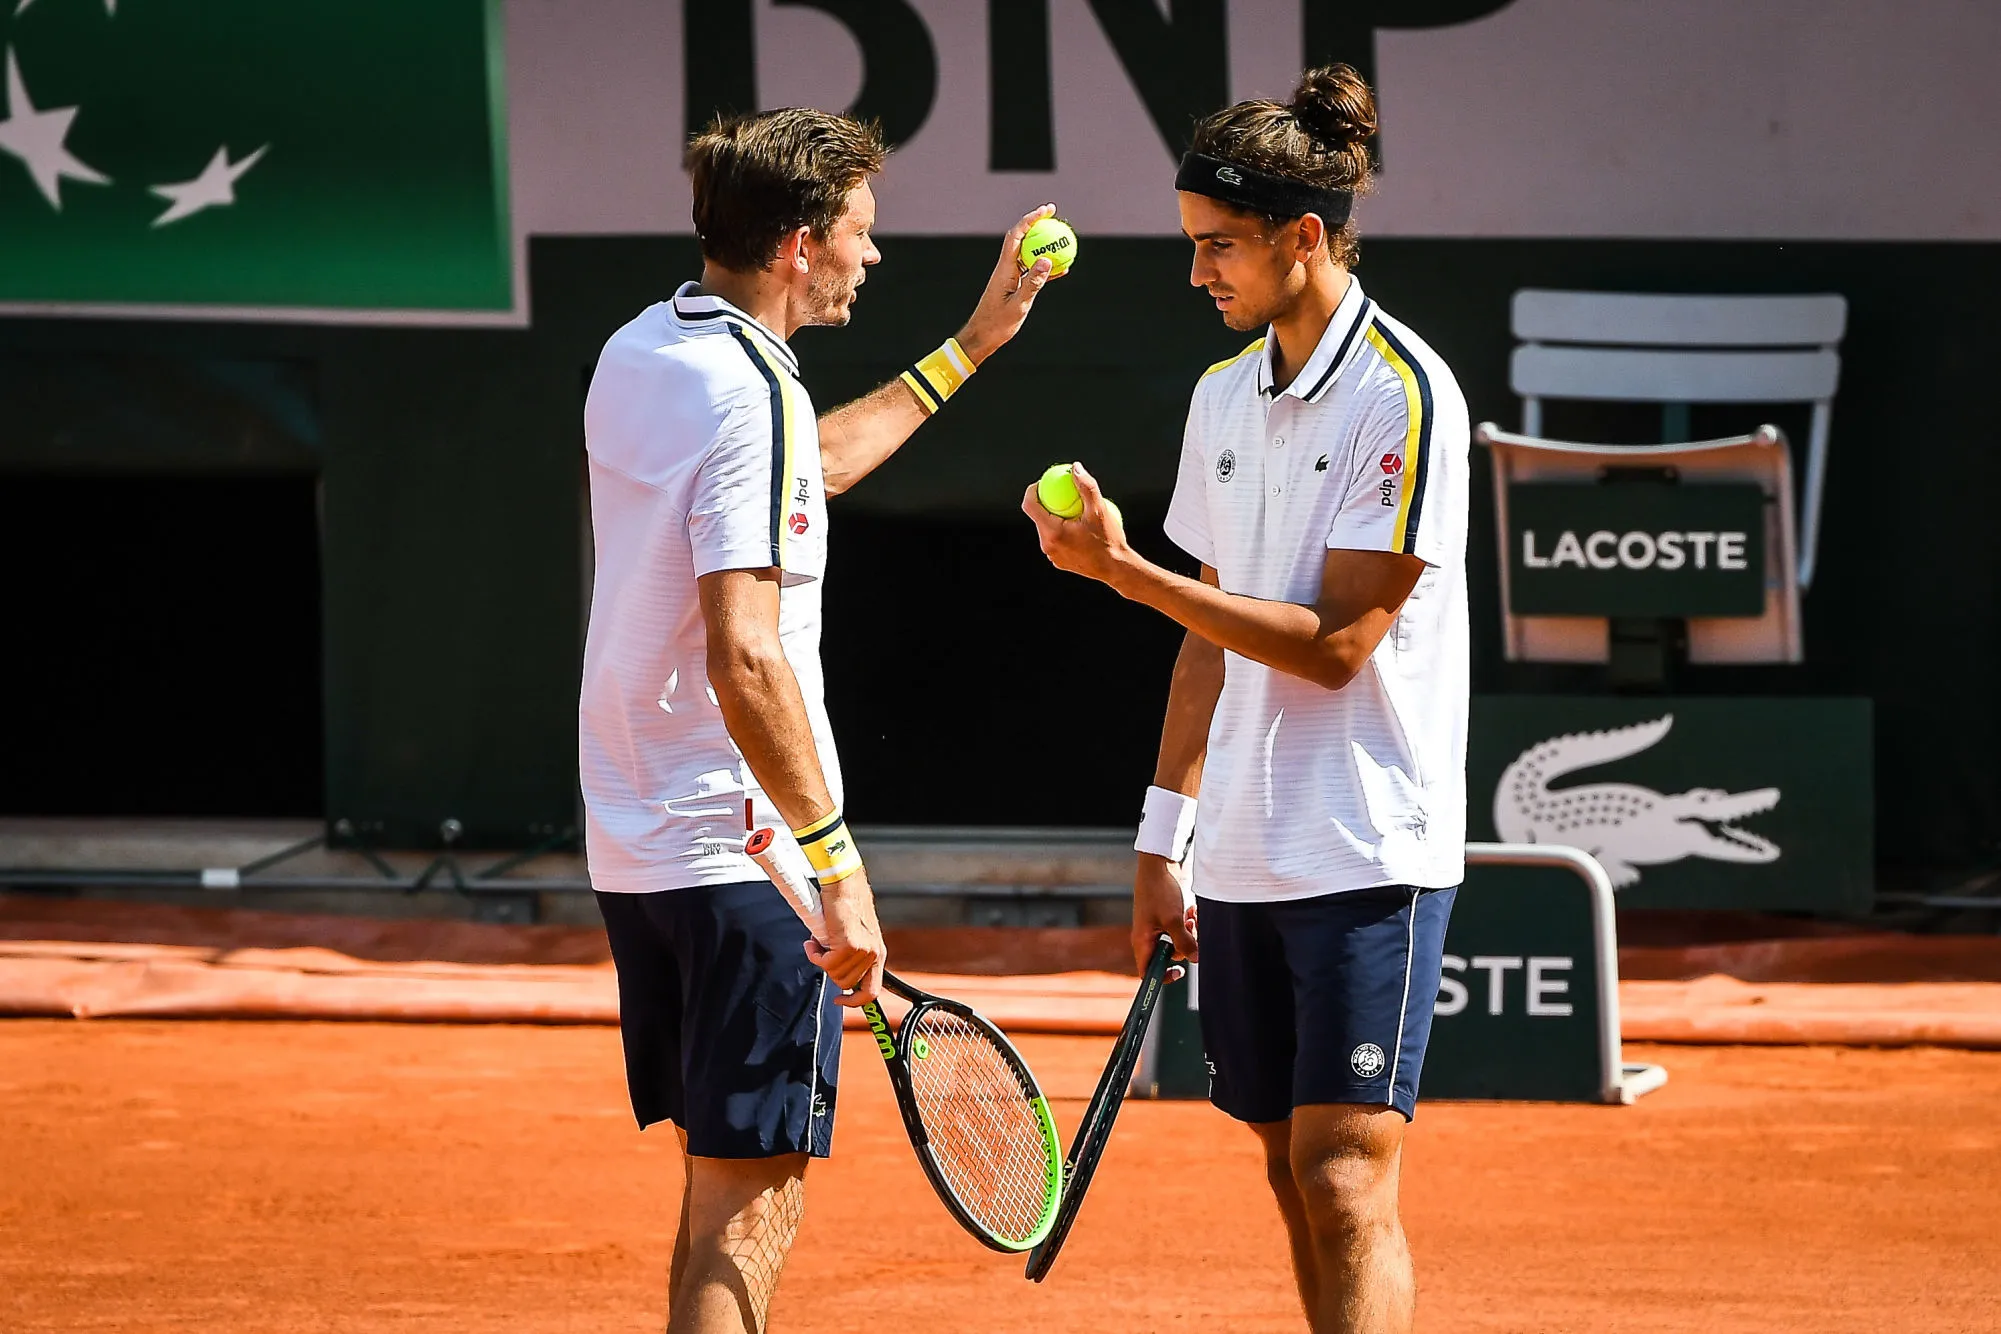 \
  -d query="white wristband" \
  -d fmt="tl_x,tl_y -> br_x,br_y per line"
1135,785 -> 1199,862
